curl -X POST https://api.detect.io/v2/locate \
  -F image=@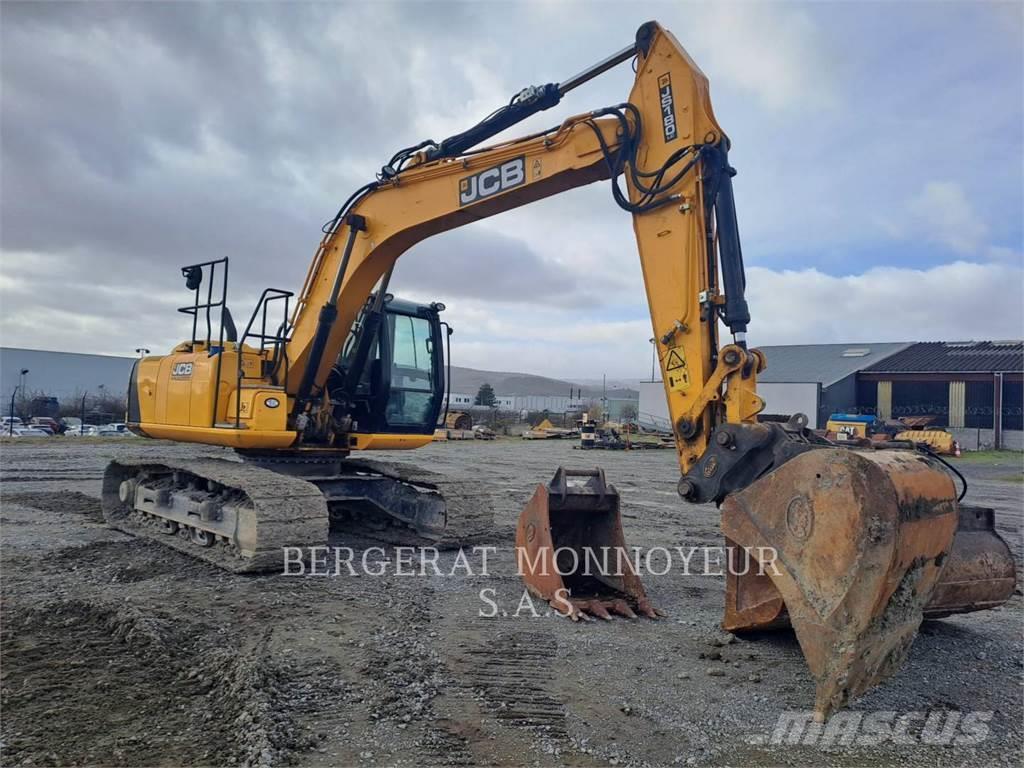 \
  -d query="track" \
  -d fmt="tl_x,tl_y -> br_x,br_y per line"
335,458 -> 496,547
102,457 -> 328,573
100,455 -> 496,574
